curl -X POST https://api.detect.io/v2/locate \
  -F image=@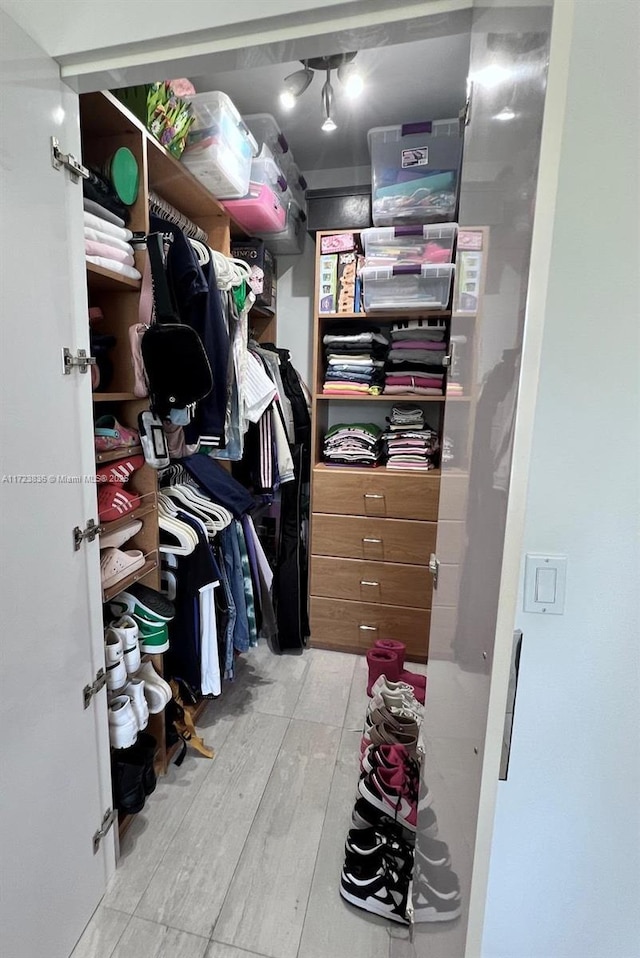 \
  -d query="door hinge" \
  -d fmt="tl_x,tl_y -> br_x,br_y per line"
93,807 -> 118,854
460,79 -> 473,132
74,518 -> 101,551
429,553 -> 440,589
51,136 -> 89,182
83,668 -> 106,709
62,347 -> 97,376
